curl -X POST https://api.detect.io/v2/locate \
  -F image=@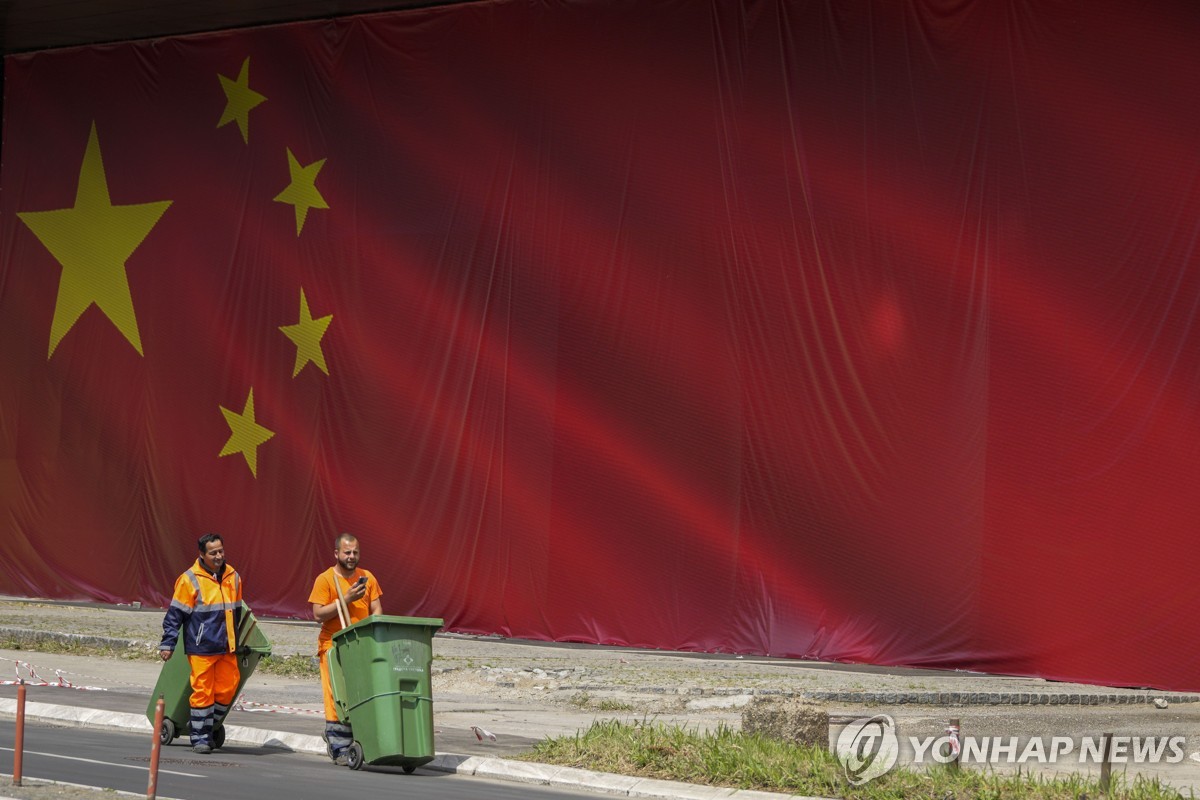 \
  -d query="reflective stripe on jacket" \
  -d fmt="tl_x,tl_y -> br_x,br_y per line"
159,559 -> 244,656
